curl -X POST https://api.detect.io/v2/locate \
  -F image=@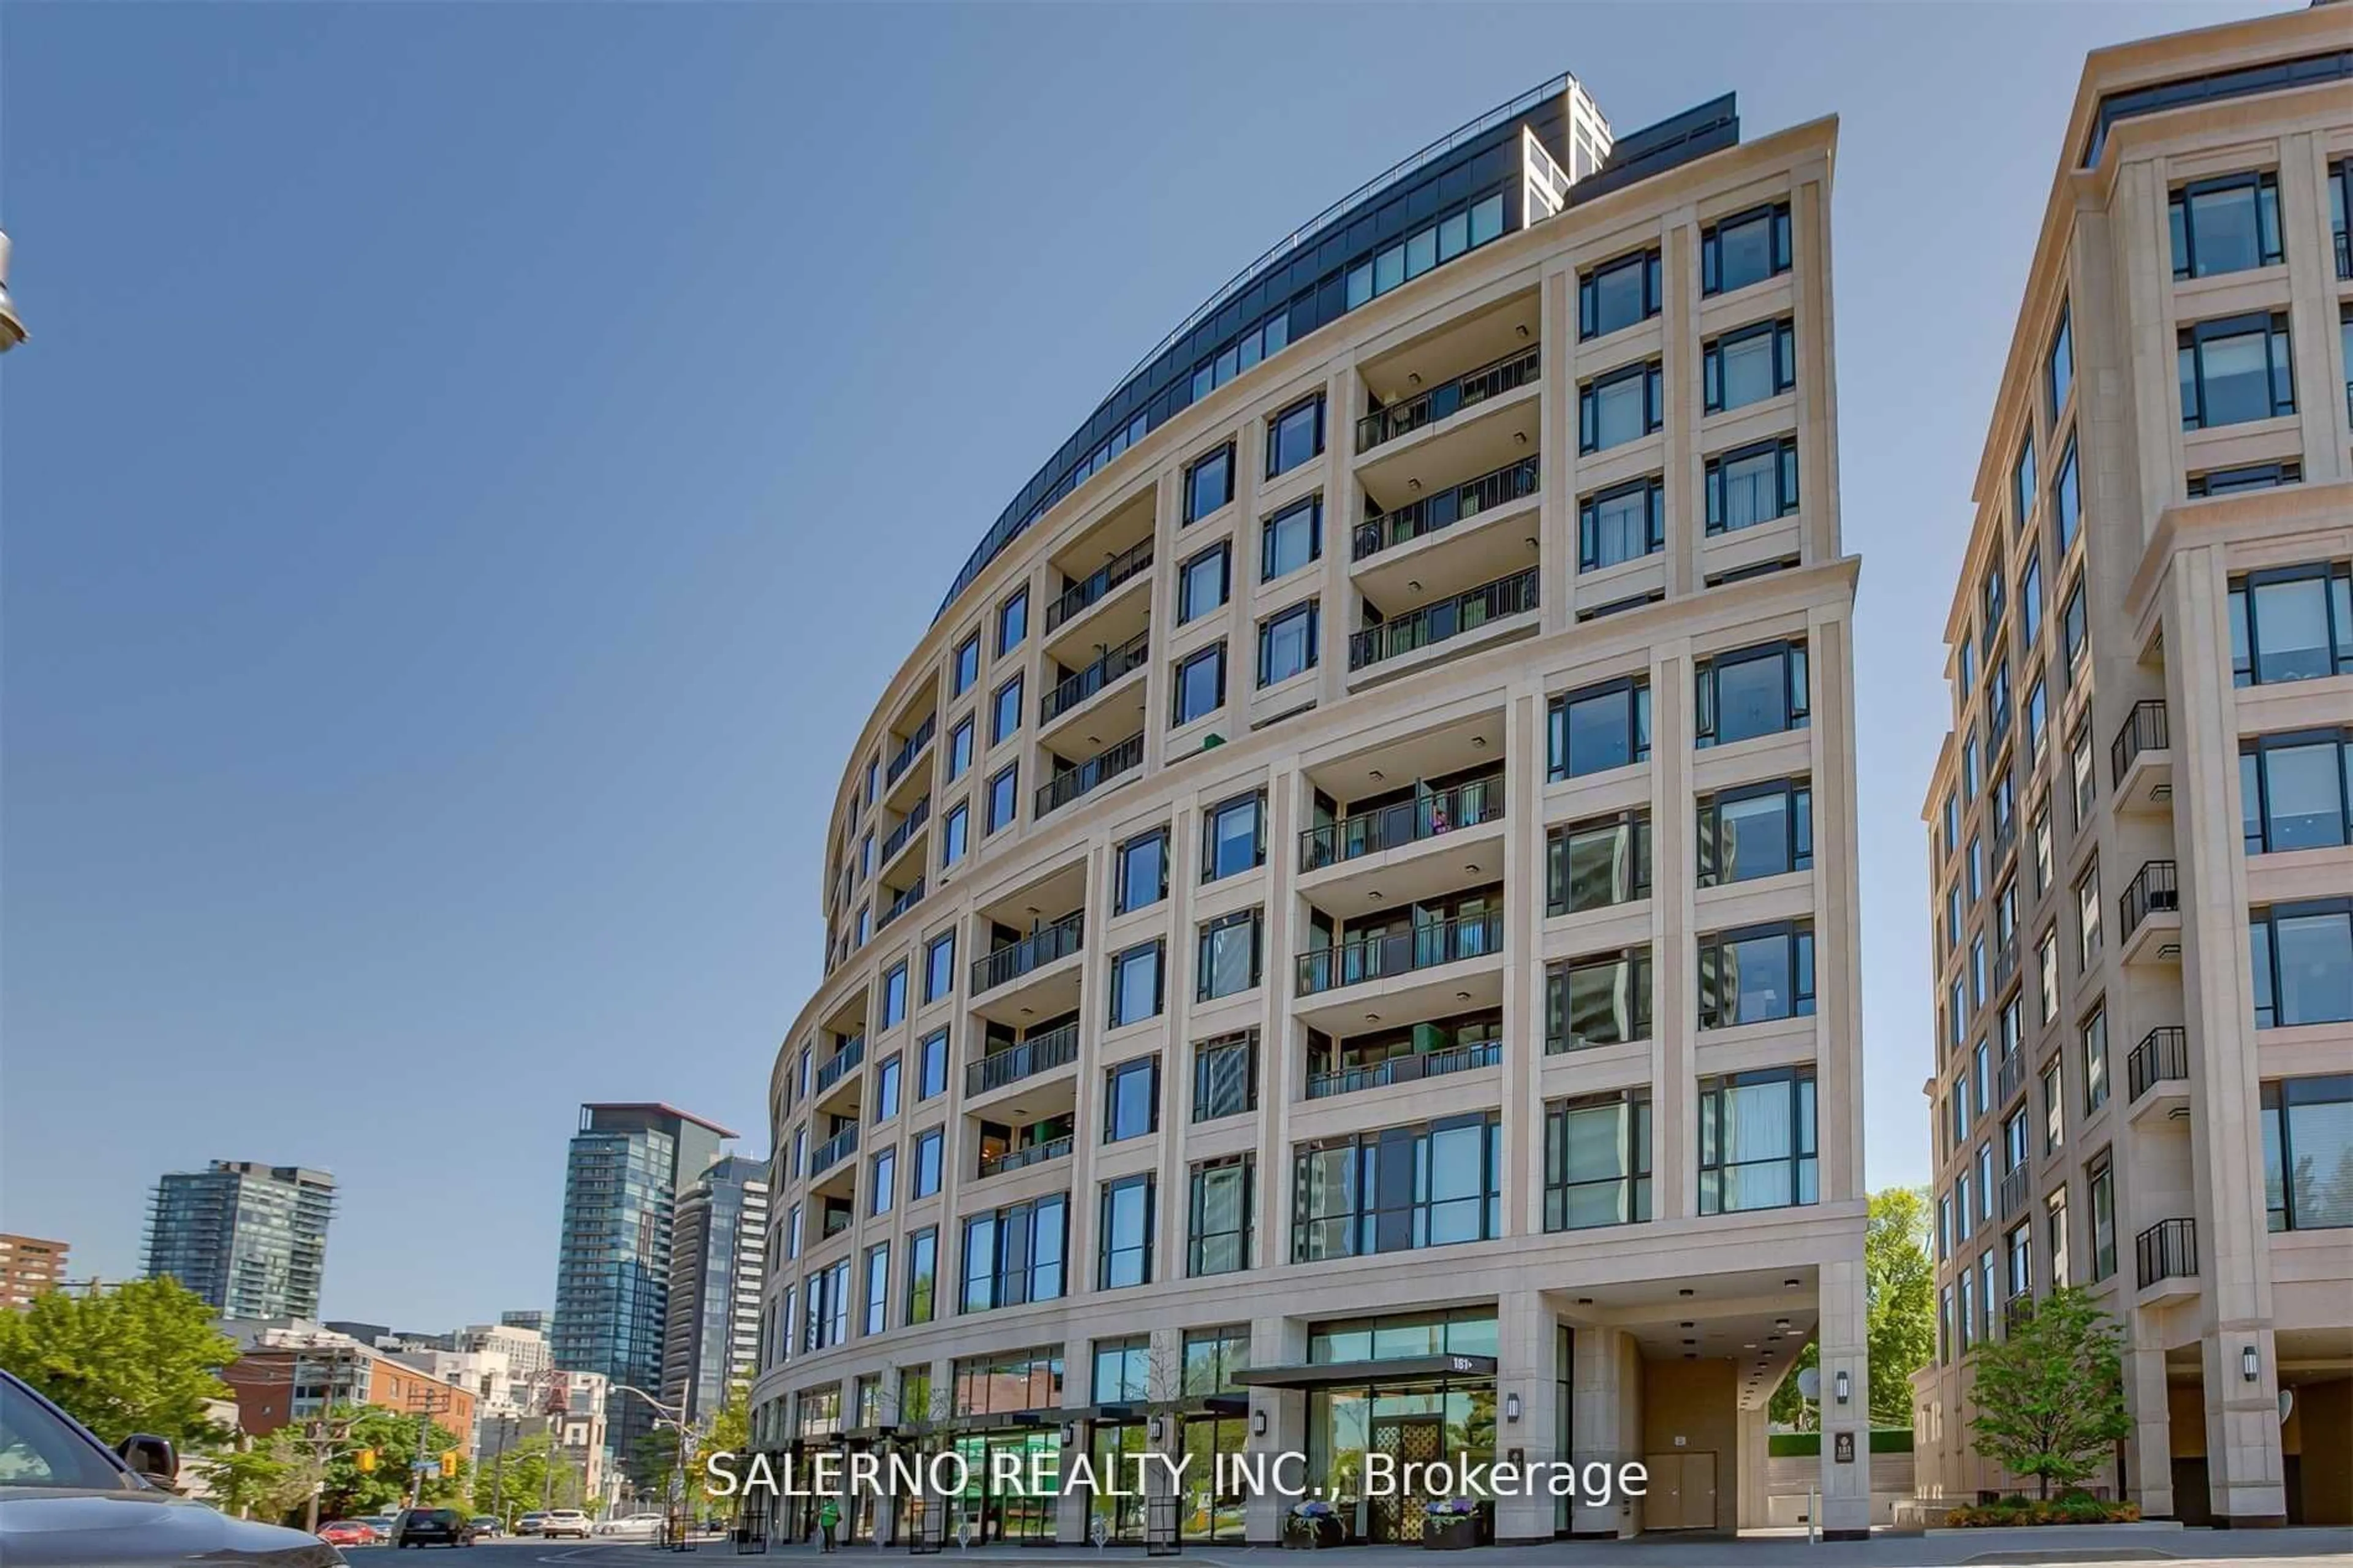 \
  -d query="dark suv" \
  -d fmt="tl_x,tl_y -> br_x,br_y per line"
392,1509 -> 476,1548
